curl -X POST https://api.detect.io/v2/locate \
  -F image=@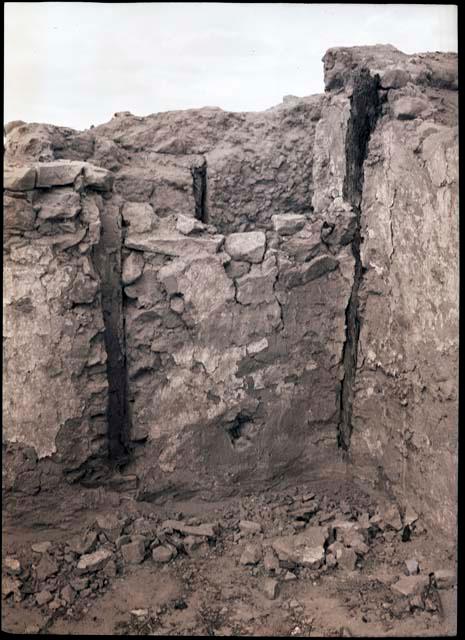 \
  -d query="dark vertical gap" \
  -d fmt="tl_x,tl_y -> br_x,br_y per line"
338,69 -> 380,451
93,199 -> 130,465
192,159 -> 208,223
